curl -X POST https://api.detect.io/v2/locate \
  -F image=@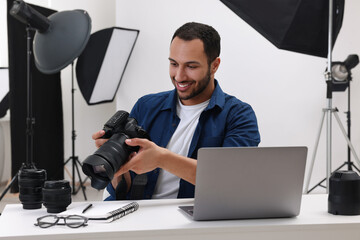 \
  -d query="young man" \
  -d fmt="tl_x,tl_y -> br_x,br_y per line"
93,22 -> 260,200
